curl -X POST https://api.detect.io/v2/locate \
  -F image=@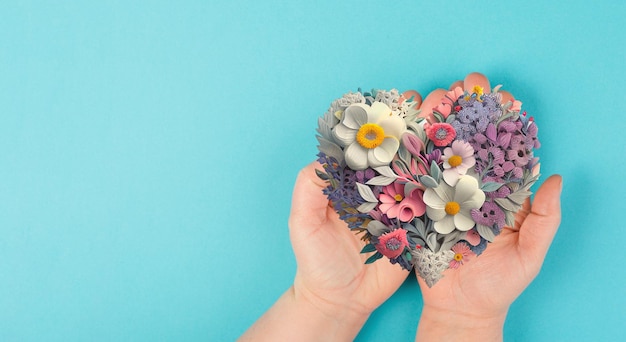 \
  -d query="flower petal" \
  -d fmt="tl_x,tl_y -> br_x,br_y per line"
443,169 -> 460,186
332,124 -> 356,147
426,206 -> 446,221
462,191 -> 486,210
344,143 -> 368,170
453,176 -> 480,203
432,181 -> 453,203
454,211 -> 475,231
342,104 -> 368,129
379,115 -> 406,138
368,101 -> 391,122
423,188 -> 445,208
369,138 -> 399,165
434,215 -> 455,234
